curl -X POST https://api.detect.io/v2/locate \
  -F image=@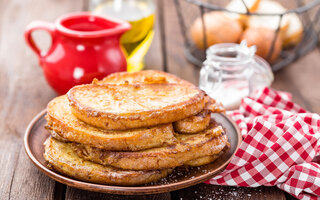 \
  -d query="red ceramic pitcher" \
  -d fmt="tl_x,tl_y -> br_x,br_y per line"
25,12 -> 131,94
